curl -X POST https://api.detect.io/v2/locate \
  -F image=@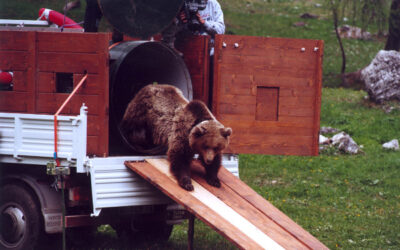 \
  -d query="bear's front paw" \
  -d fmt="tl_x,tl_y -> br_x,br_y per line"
206,176 -> 221,188
179,176 -> 194,191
